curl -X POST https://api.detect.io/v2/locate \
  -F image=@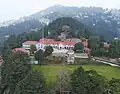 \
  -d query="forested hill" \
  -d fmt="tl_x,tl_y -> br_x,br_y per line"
1,5 -> 120,41
1,17 -> 93,55
43,17 -> 92,39
0,19 -> 43,41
